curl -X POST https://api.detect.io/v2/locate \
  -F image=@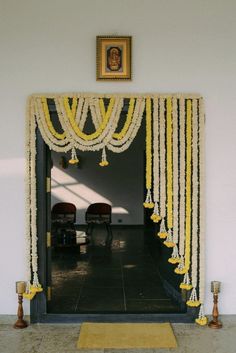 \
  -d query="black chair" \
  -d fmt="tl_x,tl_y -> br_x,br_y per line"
51,202 -> 77,247
85,203 -> 113,245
